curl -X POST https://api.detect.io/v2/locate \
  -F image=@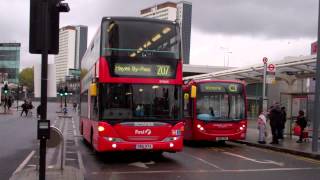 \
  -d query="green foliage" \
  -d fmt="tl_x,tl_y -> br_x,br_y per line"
19,67 -> 34,91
